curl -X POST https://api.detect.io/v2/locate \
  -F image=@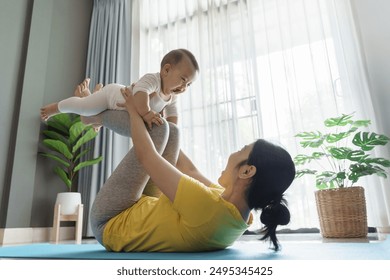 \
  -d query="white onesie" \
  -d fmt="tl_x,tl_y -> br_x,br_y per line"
58,73 -> 178,118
